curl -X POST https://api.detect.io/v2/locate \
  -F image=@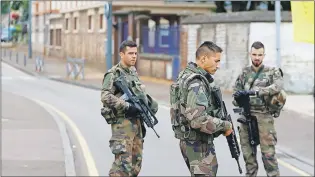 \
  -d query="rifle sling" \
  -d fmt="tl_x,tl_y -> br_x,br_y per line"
249,65 -> 264,90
